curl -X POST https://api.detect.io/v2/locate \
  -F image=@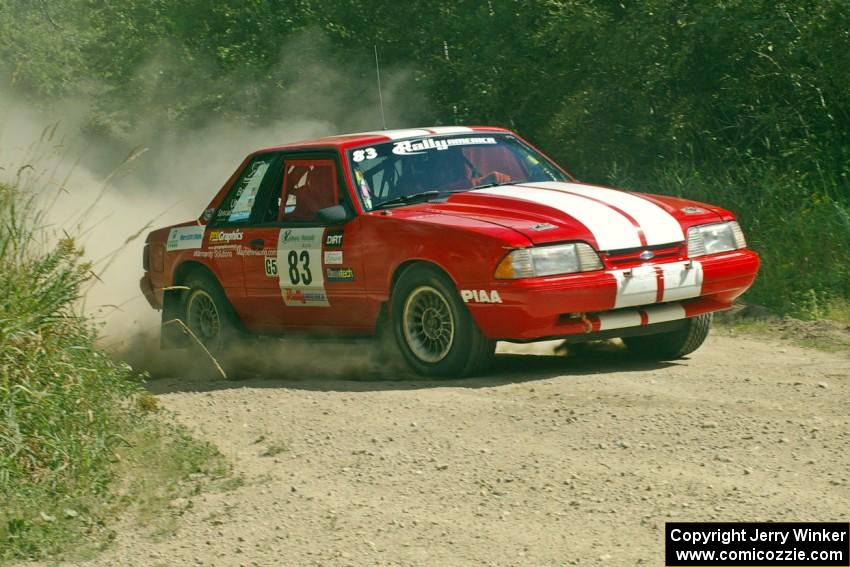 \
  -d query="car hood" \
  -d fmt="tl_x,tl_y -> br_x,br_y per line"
421,181 -> 726,251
